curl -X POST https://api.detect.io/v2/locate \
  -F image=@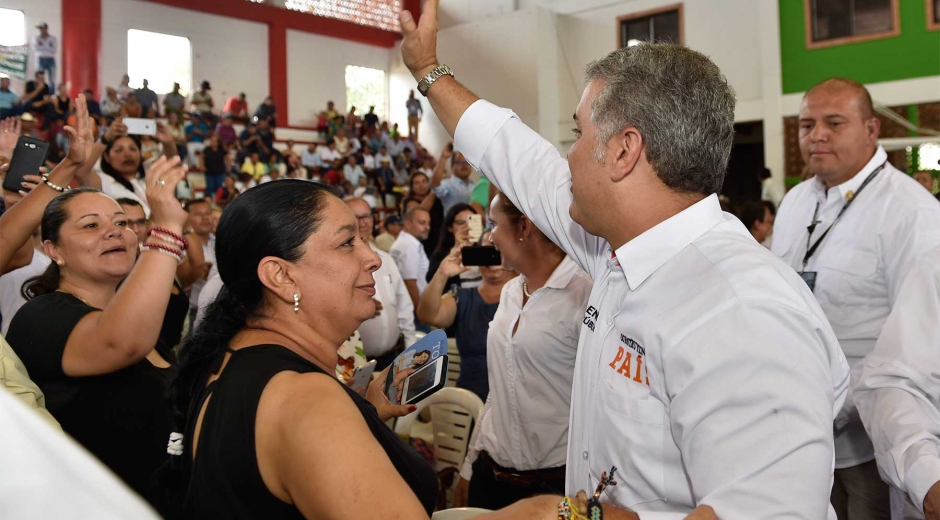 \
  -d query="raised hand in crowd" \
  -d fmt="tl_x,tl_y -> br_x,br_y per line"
0,116 -> 21,162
